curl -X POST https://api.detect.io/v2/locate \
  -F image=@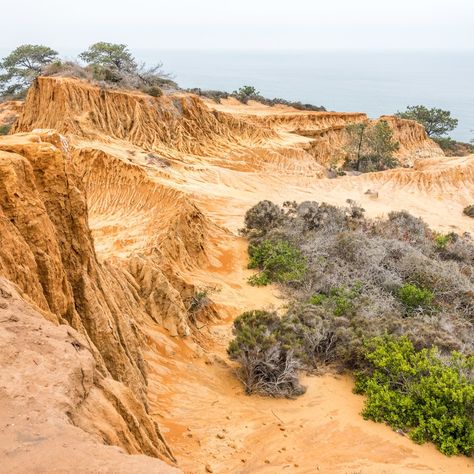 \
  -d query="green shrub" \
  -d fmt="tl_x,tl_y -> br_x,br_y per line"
434,233 -> 451,250
344,121 -> 400,173
308,293 -> 327,305
355,337 -> 474,456
330,283 -> 362,316
308,283 -> 362,316
247,240 -> 307,286
397,283 -> 434,314
247,272 -> 271,287
0,124 -> 11,135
